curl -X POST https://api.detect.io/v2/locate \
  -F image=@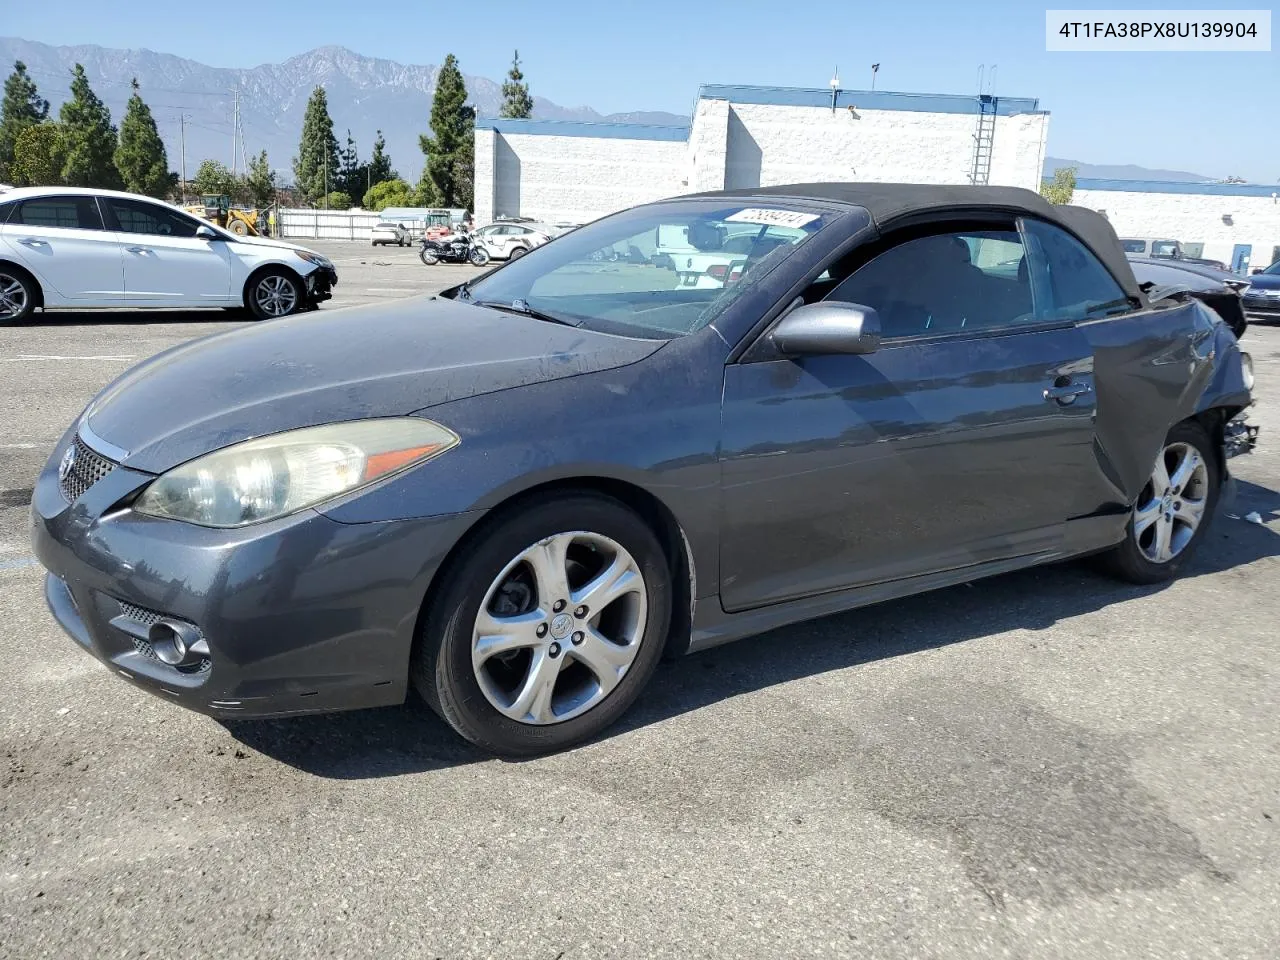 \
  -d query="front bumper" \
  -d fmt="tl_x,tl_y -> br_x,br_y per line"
30,431 -> 478,719
1242,297 -> 1280,320
306,266 -> 338,304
